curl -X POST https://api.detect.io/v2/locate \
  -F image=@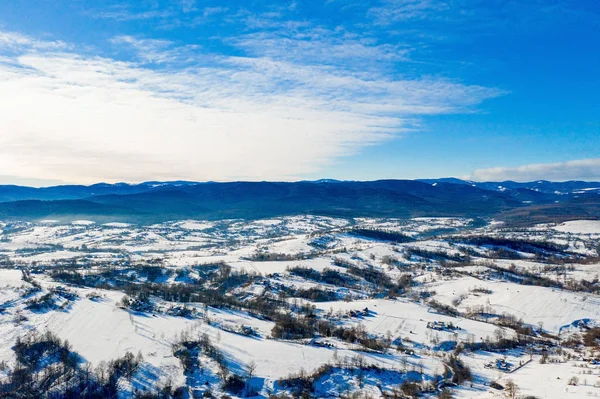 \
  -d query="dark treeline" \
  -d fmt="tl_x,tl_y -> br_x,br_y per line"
346,265 -> 413,296
279,285 -> 339,302
246,252 -> 316,262
287,266 -> 359,288
272,313 -> 391,352
347,228 -> 413,243
450,236 -> 569,255
486,263 -> 600,293
404,247 -> 469,263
